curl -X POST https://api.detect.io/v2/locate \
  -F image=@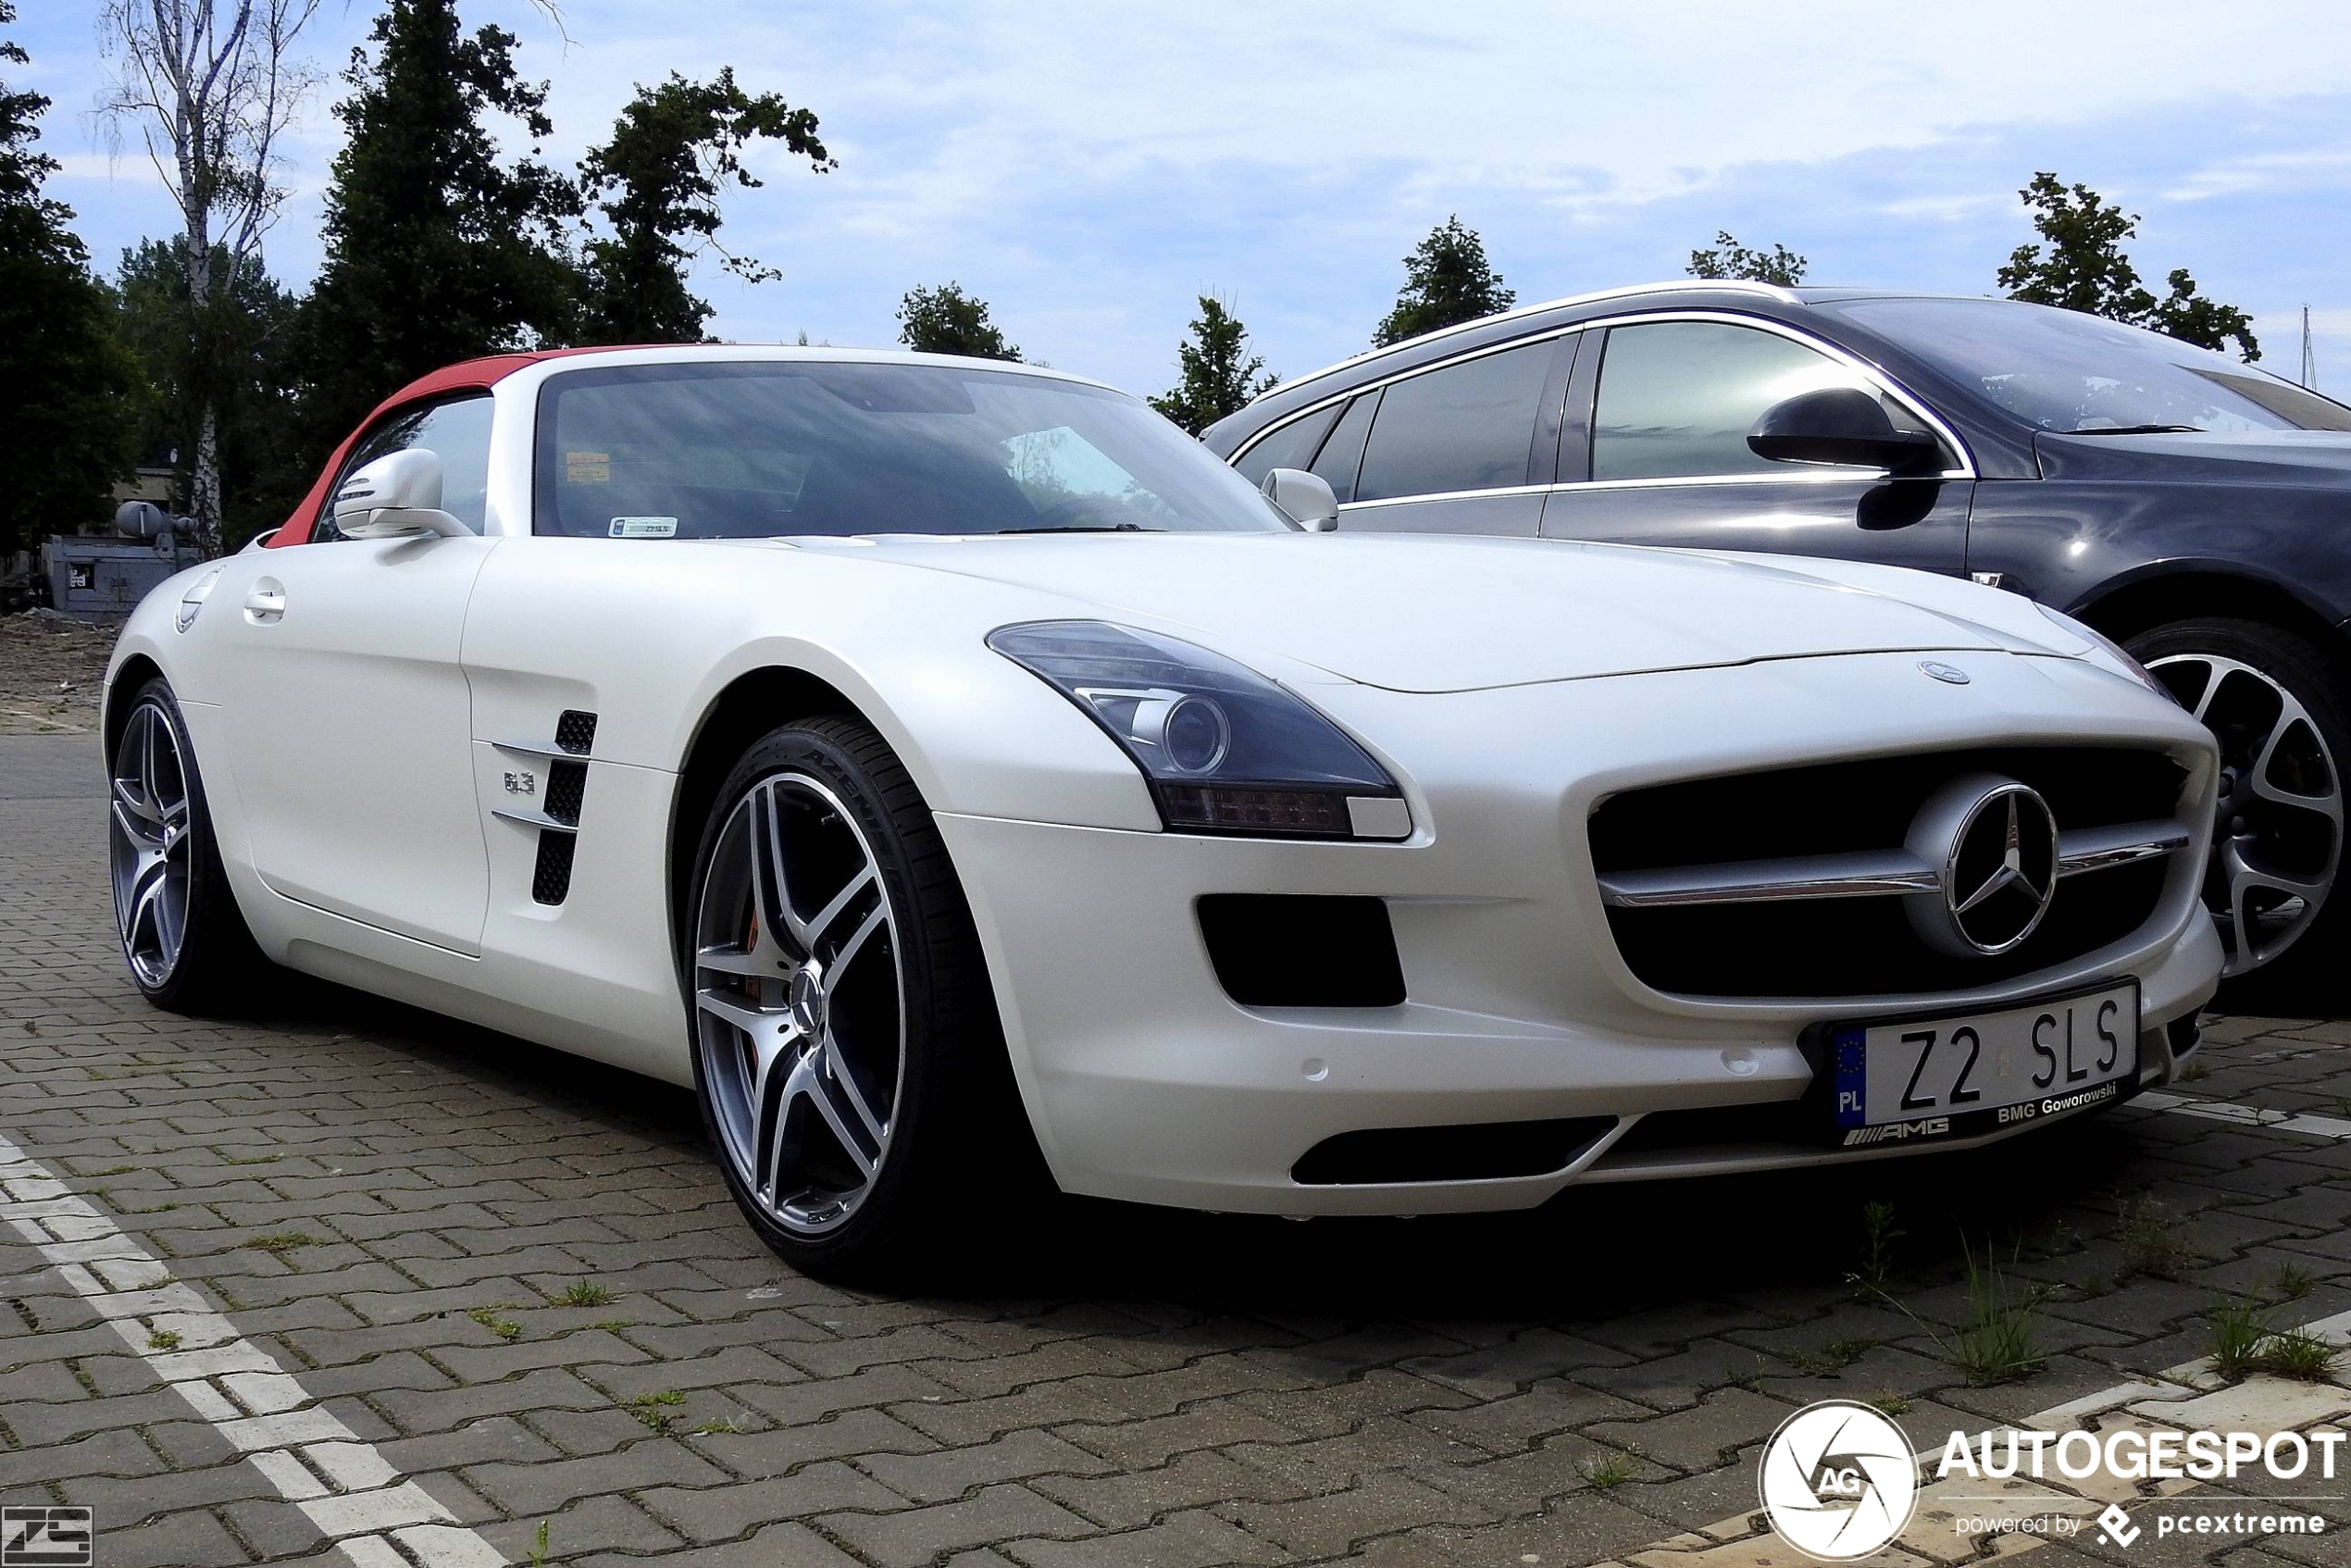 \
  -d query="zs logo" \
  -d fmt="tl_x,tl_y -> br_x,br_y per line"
503,771 -> 537,797
1,1507 -> 93,1568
